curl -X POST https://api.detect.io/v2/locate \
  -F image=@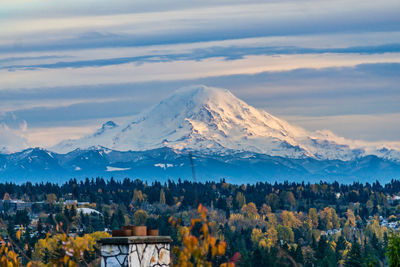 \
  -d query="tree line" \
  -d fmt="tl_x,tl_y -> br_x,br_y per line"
2,177 -> 400,266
